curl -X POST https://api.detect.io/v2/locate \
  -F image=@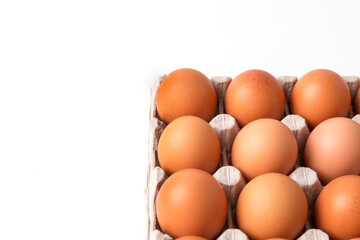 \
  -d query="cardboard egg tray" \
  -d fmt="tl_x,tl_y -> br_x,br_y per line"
146,74 -> 360,240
